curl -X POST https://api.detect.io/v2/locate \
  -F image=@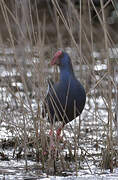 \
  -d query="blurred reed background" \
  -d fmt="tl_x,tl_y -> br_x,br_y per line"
0,0 -> 118,176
